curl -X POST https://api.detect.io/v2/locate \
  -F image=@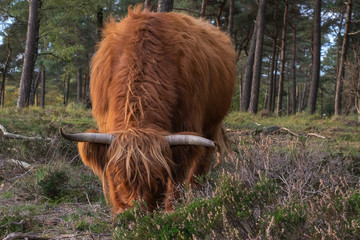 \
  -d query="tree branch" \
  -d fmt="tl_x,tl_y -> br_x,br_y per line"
37,52 -> 66,61
348,30 -> 360,36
